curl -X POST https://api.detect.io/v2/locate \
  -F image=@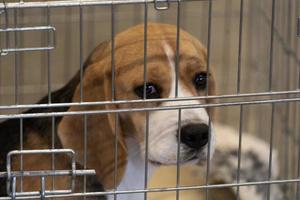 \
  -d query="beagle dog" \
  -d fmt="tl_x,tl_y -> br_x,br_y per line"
0,23 -> 216,200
